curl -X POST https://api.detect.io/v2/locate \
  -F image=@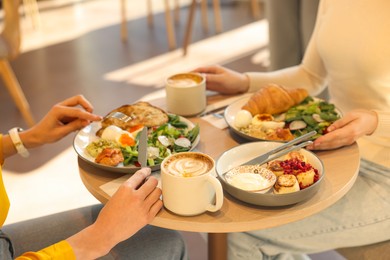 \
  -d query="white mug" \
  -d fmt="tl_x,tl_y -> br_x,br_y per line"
165,72 -> 206,116
161,152 -> 224,216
